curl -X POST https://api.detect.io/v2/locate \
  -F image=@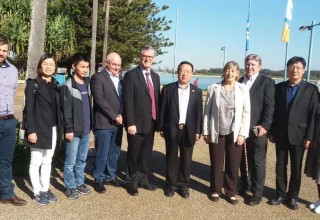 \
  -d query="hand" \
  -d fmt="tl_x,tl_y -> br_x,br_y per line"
28,133 -> 37,144
195,134 -> 200,141
304,140 -> 311,149
128,125 -> 137,135
268,134 -> 275,143
160,131 -> 164,138
115,115 -> 123,125
65,132 -> 74,141
255,125 -> 267,137
203,135 -> 211,144
236,135 -> 245,146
